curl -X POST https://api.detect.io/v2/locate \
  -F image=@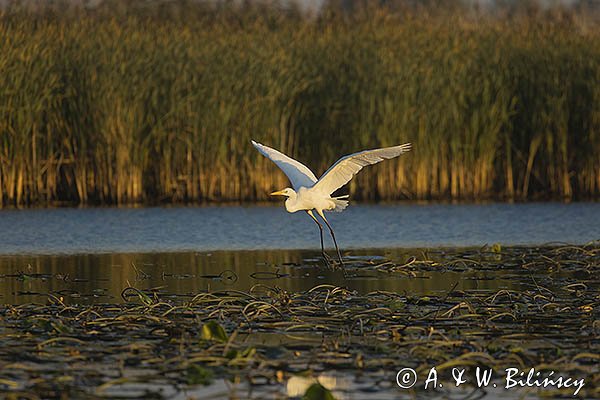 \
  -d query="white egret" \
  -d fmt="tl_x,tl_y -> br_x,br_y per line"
252,140 -> 412,267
